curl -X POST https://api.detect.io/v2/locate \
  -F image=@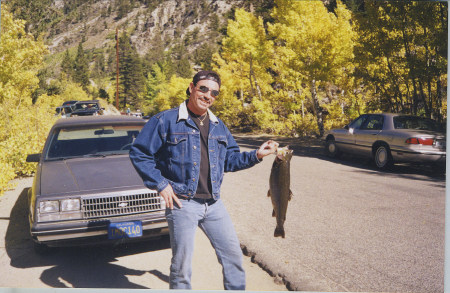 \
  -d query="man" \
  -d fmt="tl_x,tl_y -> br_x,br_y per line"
130,70 -> 278,290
